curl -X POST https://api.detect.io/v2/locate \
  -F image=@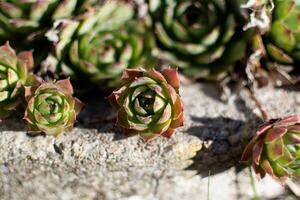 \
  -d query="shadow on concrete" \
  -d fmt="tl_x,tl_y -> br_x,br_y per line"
76,94 -> 130,141
186,95 -> 263,177
0,111 -> 27,132
0,92 -> 130,141
186,115 -> 248,177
